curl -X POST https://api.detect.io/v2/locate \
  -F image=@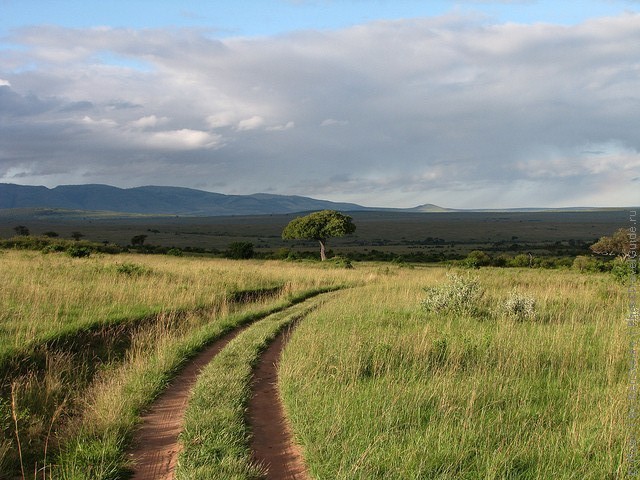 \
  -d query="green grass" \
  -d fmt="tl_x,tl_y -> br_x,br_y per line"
0,251 -> 359,478
279,267 -> 630,479
53,287 -> 341,480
